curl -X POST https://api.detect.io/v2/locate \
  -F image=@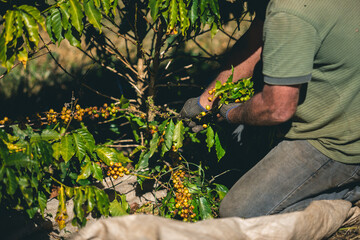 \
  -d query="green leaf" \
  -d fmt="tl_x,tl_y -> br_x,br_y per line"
215,80 -> 222,89
30,175 -> 38,191
149,0 -> 161,20
0,139 -> 9,160
100,0 -> 111,15
109,198 -> 128,216
20,9 -> 40,46
4,10 -> 16,44
11,125 -> 33,140
178,0 -> 190,34
209,0 -> 220,18
76,161 -> 92,181
86,187 -> 96,212
41,129 -> 60,141
5,168 -> 18,195
0,34 -> 7,64
73,132 -> 87,162
64,27 -> 81,48
3,52 -> 16,72
84,0 -> 102,32
91,162 -> 103,181
95,188 -> 110,216
74,188 -> 85,220
32,141 -> 53,166
116,151 -> 132,163
149,131 -> 159,158
15,11 -> 24,38
205,126 -> 215,152
214,132 -> 225,161
189,0 -> 199,24
74,128 -> 95,154
38,191 -> 47,216
60,134 -> 75,163
95,146 -> 117,165
135,151 -> 150,170
49,8 -> 64,44
214,183 -> 228,201
198,197 -> 213,220
68,0 -> 85,33
161,119 -> 175,156
210,22 -> 218,38
169,0 -> 178,30
52,142 -> 61,160
94,0 -> 100,8
26,207 -> 39,219
5,152 -> 35,167
59,3 -> 70,30
18,5 -> 45,29
172,121 -> 184,149
45,14 -> 55,42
